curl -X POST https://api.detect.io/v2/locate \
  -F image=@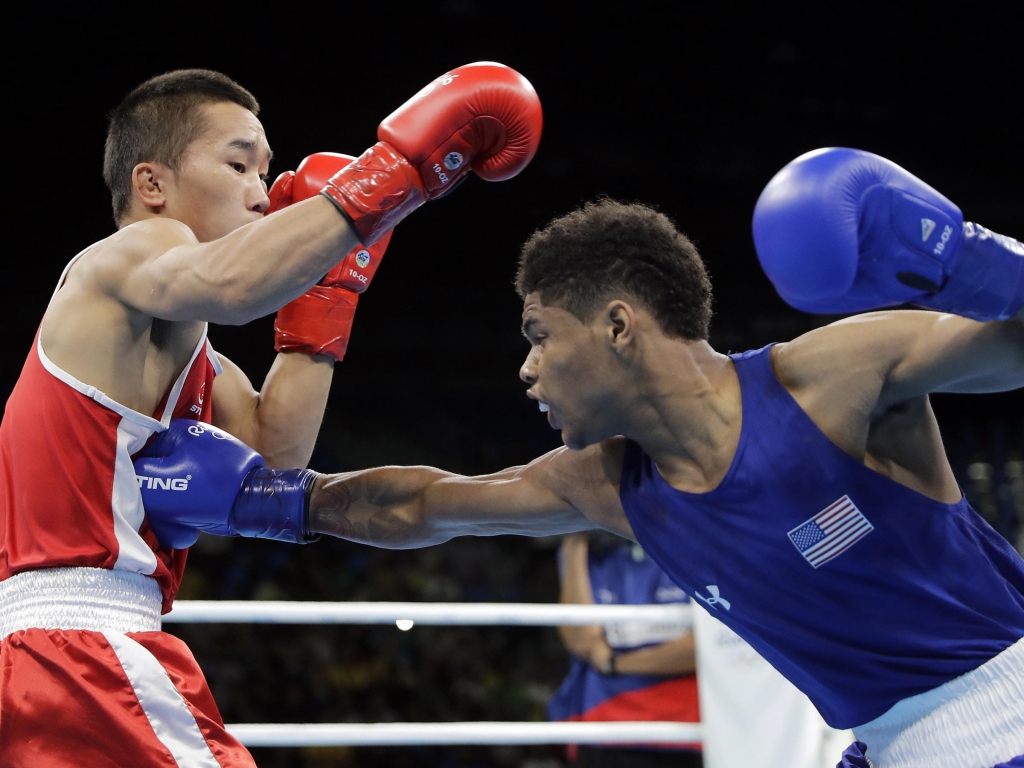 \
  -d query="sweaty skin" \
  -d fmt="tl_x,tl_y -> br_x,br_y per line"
43,102 -> 361,467
307,294 -> 1024,543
